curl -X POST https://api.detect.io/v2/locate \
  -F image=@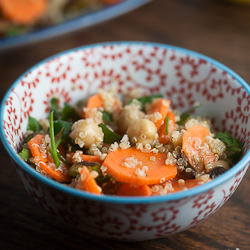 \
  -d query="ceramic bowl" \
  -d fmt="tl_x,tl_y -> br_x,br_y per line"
1,42 -> 250,241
